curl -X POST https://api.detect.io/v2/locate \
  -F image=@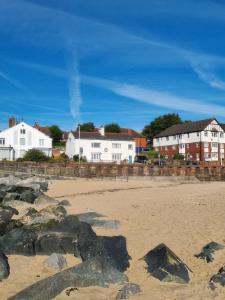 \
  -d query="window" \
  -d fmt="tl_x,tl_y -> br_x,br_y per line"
187,133 -> 190,138
220,132 -> 224,138
172,145 -> 176,150
173,136 -> 176,140
20,129 -> 26,134
204,142 -> 209,148
212,132 -> 218,137
165,146 -> 168,150
212,142 -> 218,148
186,143 -> 189,148
157,138 -> 159,142
204,152 -> 209,159
39,139 -> 44,146
128,144 -> 133,150
80,147 -> 83,154
91,143 -> 101,148
112,143 -> 121,149
204,131 -> 208,137
166,136 -> 169,141
196,132 -> 200,137
0,138 -> 5,145
112,153 -> 122,161
212,152 -> 218,158
196,143 -> 199,148
20,138 -> 25,145
179,144 -> 185,149
179,134 -> 182,139
91,153 -> 101,160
